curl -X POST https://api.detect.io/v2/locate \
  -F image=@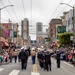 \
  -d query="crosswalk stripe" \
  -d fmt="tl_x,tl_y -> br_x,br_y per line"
8,70 -> 20,75
0,68 -> 4,72
31,72 -> 40,75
